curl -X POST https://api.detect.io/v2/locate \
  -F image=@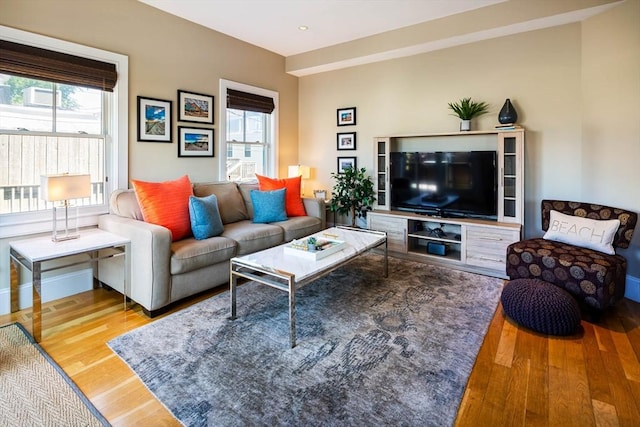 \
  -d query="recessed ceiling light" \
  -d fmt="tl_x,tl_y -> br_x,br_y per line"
298,25 -> 309,31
